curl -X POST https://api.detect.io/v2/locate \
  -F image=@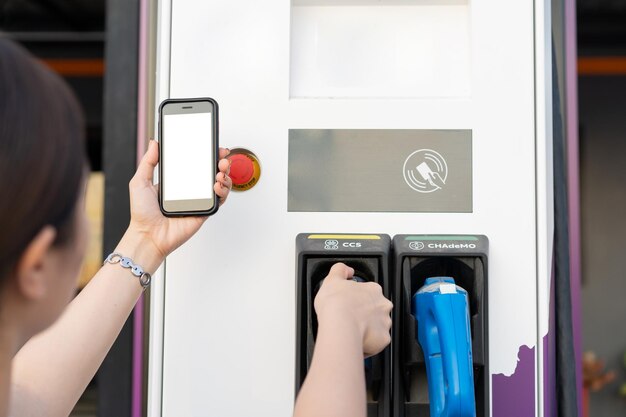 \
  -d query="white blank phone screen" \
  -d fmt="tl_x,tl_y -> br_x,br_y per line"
162,112 -> 213,202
